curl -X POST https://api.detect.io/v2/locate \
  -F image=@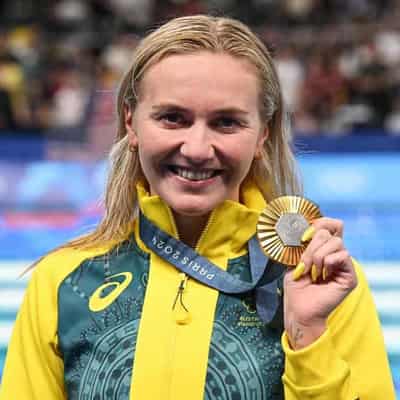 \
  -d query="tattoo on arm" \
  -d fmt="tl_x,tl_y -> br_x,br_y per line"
293,327 -> 304,347
288,320 -> 304,349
